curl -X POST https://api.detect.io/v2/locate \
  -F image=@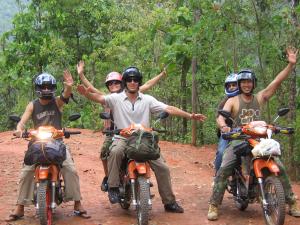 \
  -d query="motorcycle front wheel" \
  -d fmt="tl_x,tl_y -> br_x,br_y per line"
136,176 -> 150,225
262,176 -> 285,225
37,180 -> 52,225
